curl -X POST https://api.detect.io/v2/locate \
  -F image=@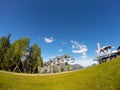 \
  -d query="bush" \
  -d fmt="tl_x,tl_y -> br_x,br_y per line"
67,67 -> 70,71
61,67 -> 64,72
